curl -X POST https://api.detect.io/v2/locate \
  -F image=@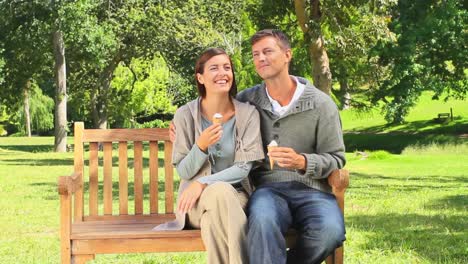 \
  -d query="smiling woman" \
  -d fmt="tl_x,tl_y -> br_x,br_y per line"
154,48 -> 264,264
